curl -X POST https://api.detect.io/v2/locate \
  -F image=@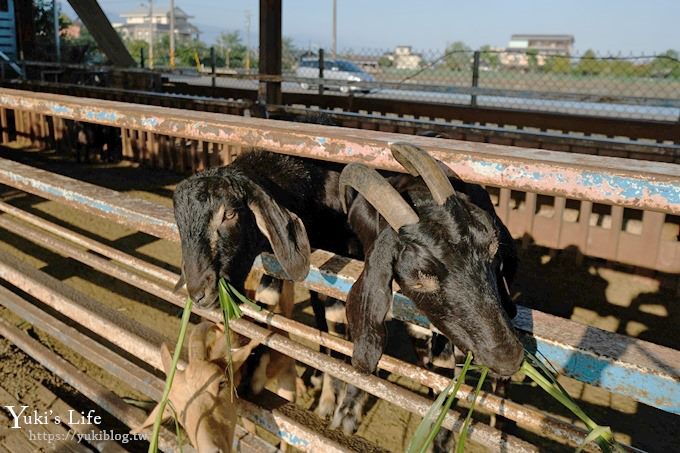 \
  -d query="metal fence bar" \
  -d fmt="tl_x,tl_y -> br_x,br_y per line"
0,157 -> 677,414
0,314 -> 185,453
0,90 -> 677,213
